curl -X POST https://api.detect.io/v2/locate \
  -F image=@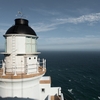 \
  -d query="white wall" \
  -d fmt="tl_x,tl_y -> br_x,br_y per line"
5,55 -> 25,73
25,56 -> 38,73
5,35 -> 38,73
49,87 -> 61,96
5,56 -> 12,72
40,84 -> 61,100
16,56 -> 25,73
40,84 -> 50,100
6,35 -> 38,54
6,36 -> 25,54
0,76 -> 42,99
39,76 -> 62,100
5,55 -> 39,73
7,37 -> 12,53
40,76 -> 51,100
